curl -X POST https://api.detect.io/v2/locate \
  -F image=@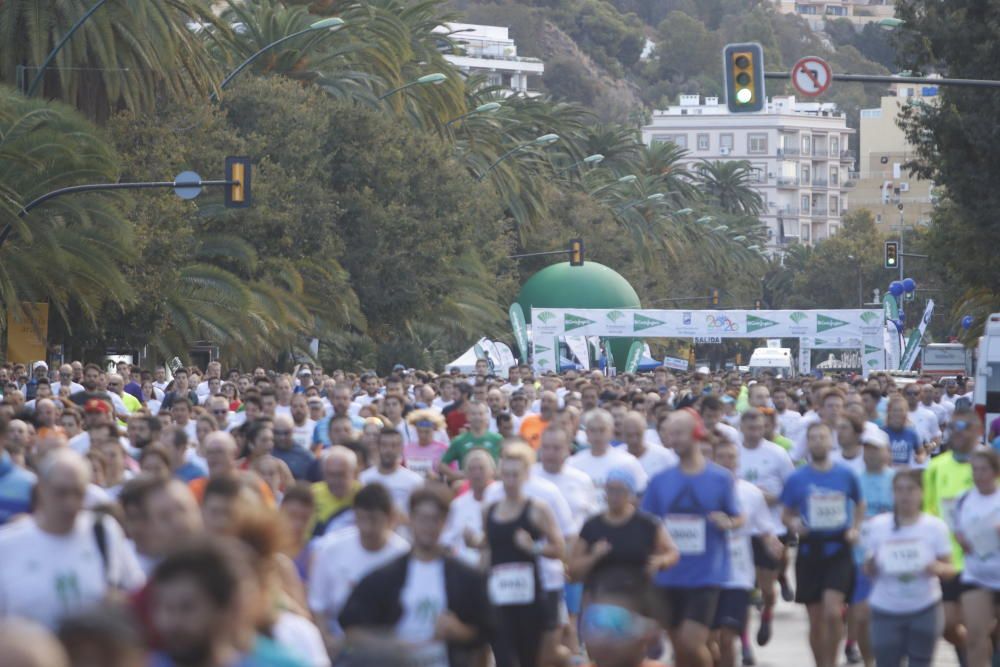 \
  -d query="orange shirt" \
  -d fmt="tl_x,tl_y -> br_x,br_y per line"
188,474 -> 275,507
519,414 -> 550,450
